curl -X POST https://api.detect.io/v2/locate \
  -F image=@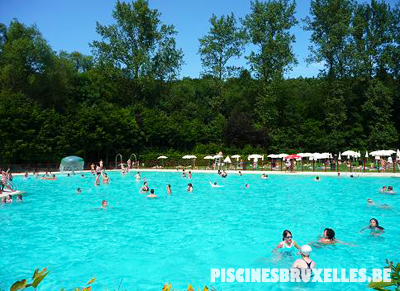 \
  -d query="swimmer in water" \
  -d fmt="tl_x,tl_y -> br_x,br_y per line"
387,186 -> 395,194
319,228 -> 337,244
366,198 -> 390,209
77,188 -> 82,194
94,172 -> 101,185
238,171 -> 243,176
261,173 -> 268,179
182,169 -> 186,178
103,172 -> 110,184
291,245 -> 315,279
188,171 -> 192,179
6,195 -> 12,203
102,200 -> 108,208
318,228 -> 337,244
337,173 -> 341,177
314,176 -> 320,181
187,183 -> 193,192
380,186 -> 387,193
221,171 -> 228,178
245,184 -> 250,189
314,228 -> 355,246
166,184 -> 172,195
24,172 -> 28,179
90,163 -> 95,174
274,230 -> 300,254
360,218 -> 384,236
141,182 -> 149,193
147,189 -> 157,199
17,195 -> 23,202
135,172 -> 141,180
209,181 -> 223,188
